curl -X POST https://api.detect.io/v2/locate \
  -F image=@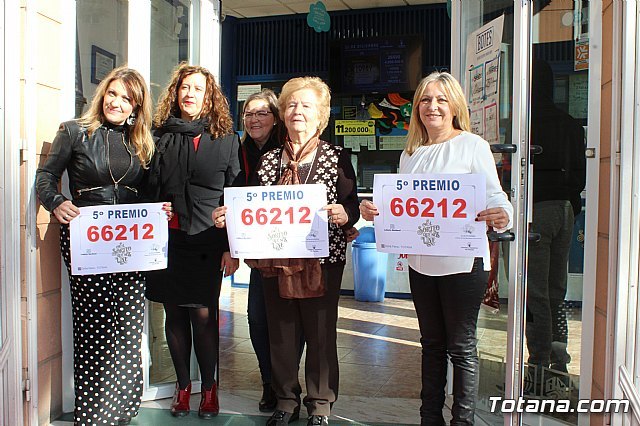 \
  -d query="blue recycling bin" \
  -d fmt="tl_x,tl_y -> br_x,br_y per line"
352,227 -> 388,302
